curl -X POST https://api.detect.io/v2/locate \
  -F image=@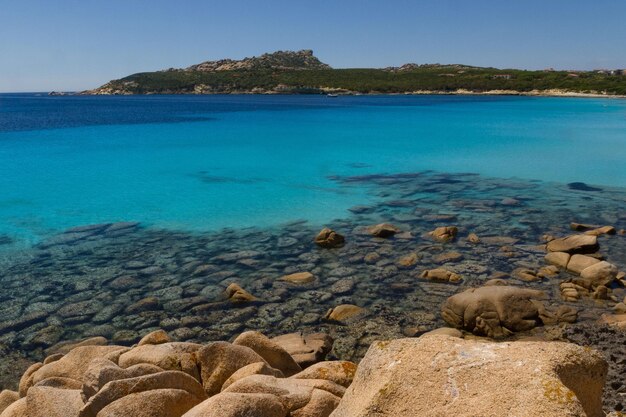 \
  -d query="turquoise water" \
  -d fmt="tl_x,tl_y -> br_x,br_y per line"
1,94 -> 626,395
1,94 -> 626,249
